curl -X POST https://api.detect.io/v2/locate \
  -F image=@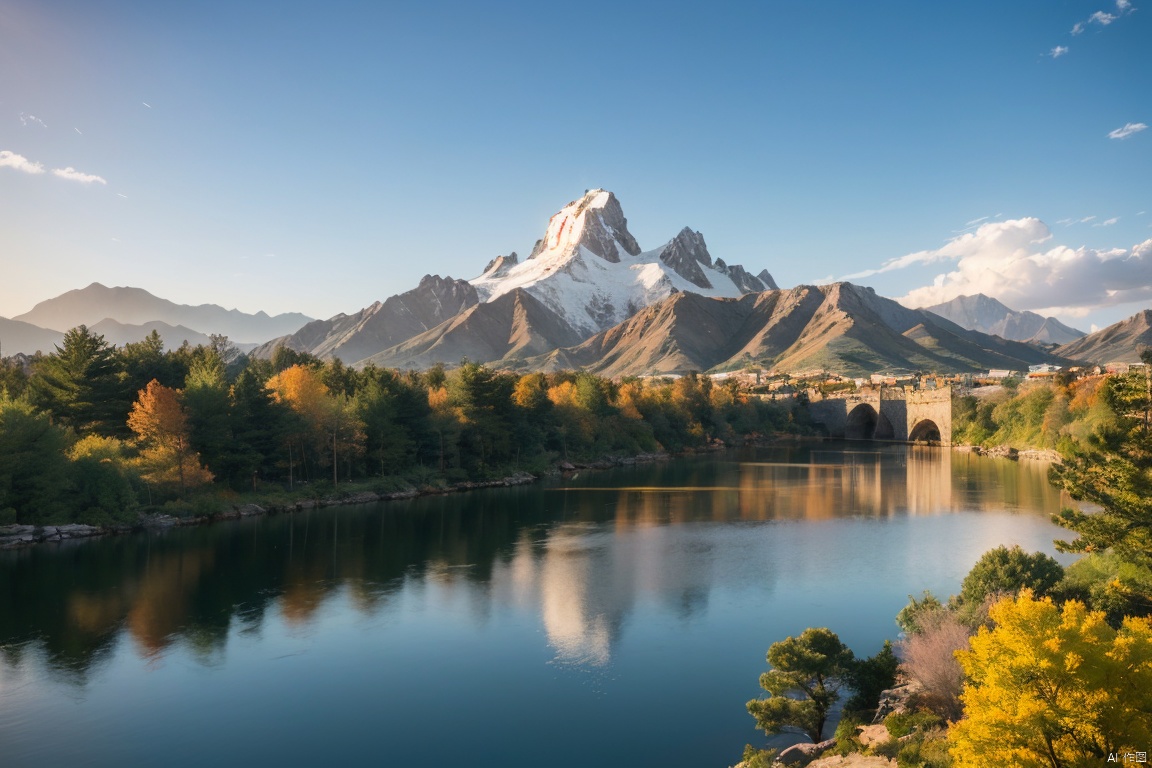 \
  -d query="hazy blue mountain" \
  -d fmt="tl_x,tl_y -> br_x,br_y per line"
0,316 -> 64,356
15,283 -> 312,343
923,294 -> 1085,345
